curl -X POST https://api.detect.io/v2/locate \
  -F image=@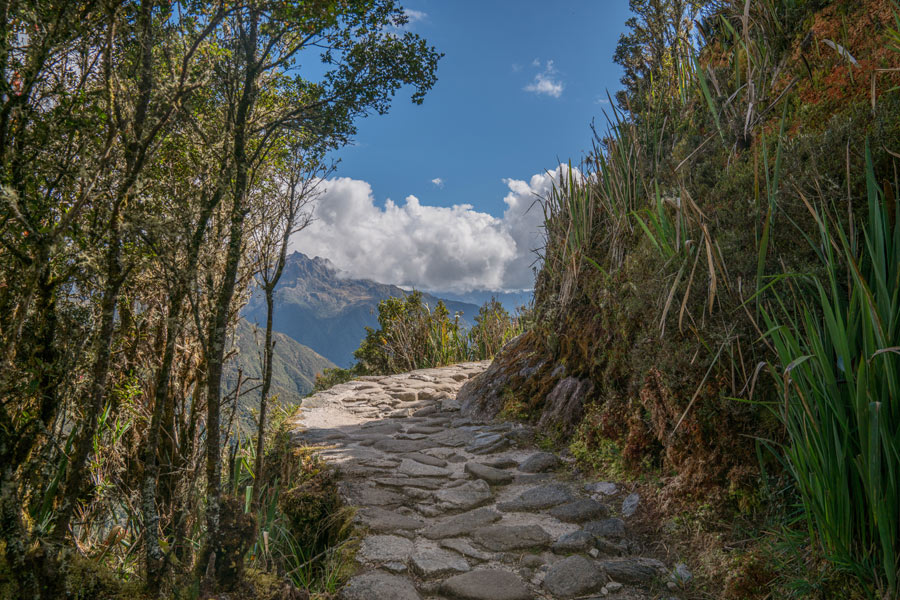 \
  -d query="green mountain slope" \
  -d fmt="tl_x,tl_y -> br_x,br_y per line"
224,318 -> 336,409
